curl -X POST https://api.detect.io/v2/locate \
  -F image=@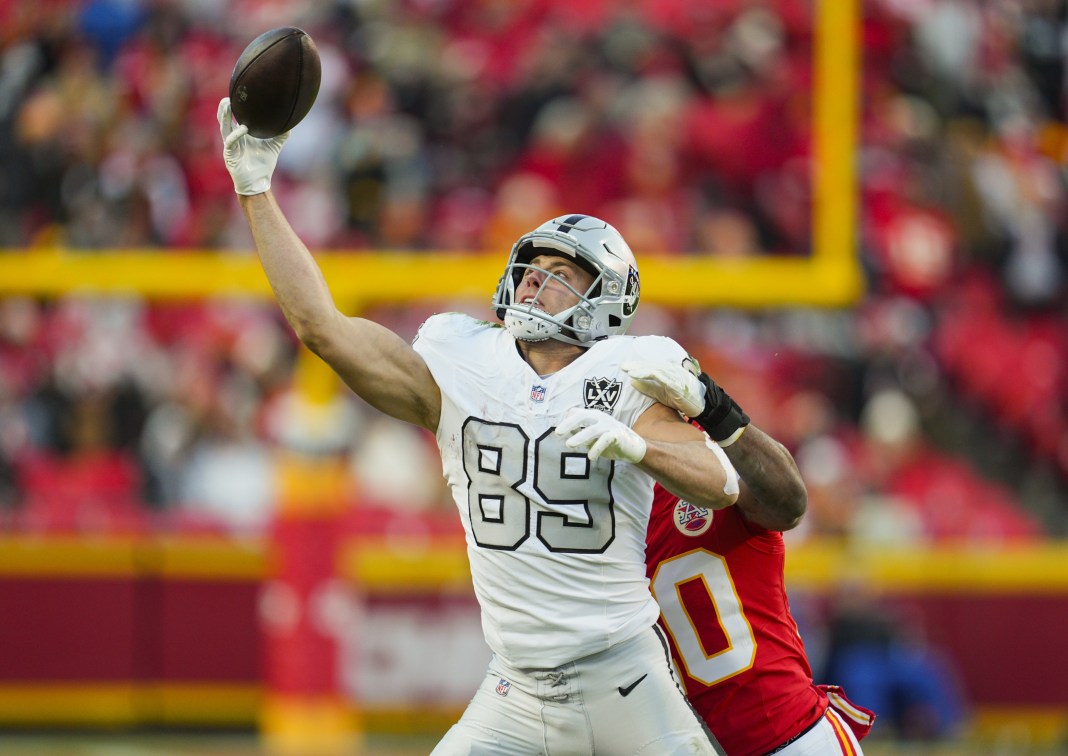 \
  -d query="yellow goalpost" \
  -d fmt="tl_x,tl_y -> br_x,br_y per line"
0,2 -> 859,310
